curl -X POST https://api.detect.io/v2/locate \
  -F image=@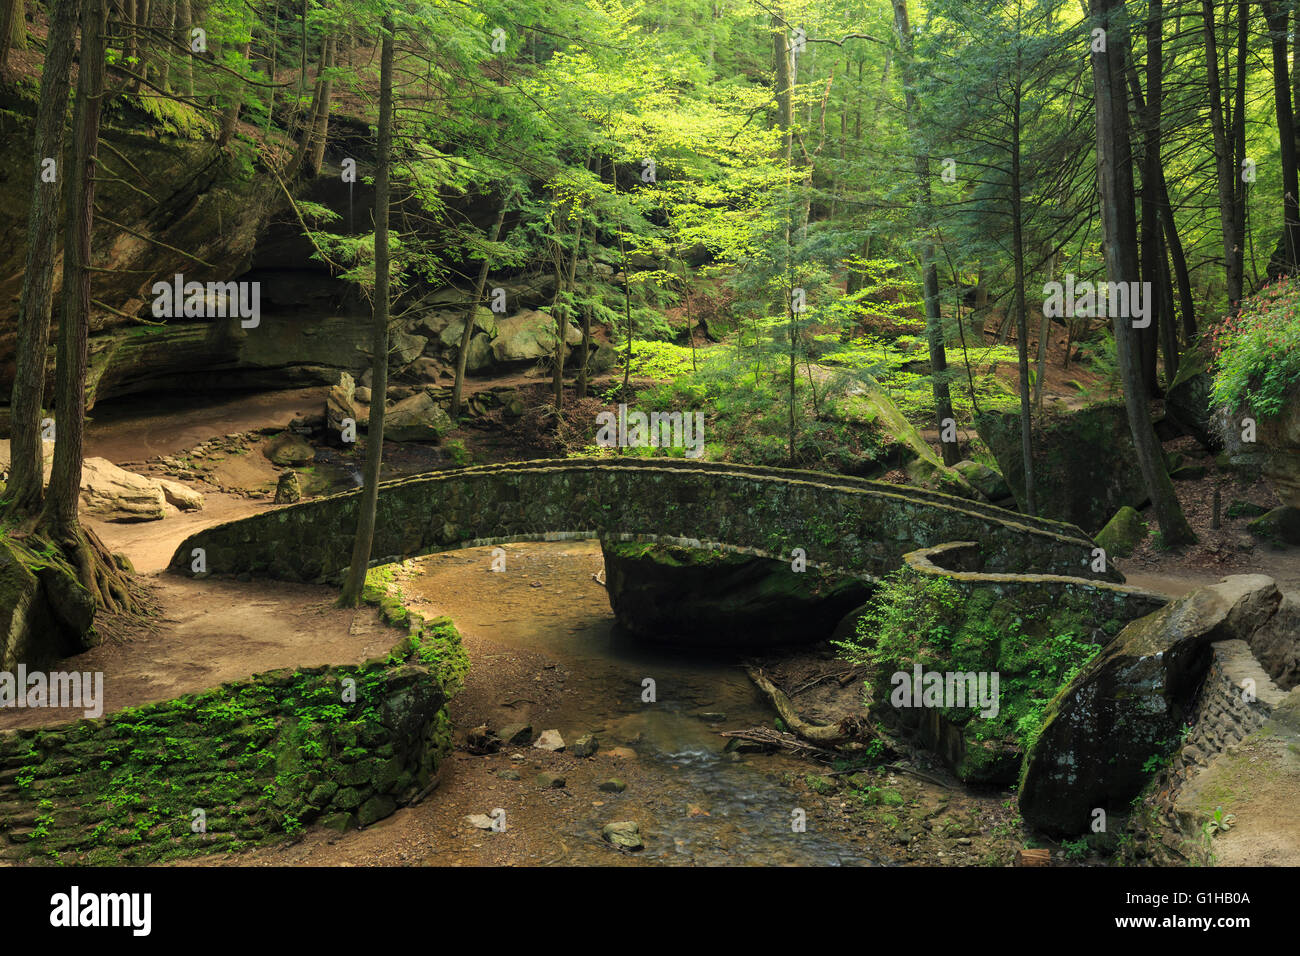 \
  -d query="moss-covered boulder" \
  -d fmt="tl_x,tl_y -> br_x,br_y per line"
601,541 -> 870,646
1019,575 -> 1282,837
976,402 -> 1150,533
1247,506 -> 1300,545
1095,505 -> 1148,558
822,375 -> 979,498
951,459 -> 1012,503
